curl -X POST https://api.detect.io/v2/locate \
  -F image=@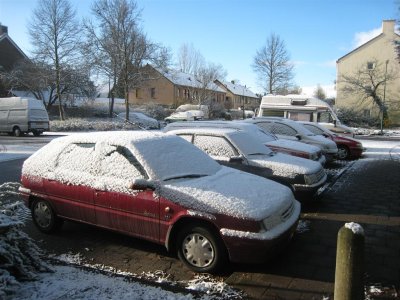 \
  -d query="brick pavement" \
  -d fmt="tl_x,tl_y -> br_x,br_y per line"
19,156 -> 400,299
226,157 -> 400,299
